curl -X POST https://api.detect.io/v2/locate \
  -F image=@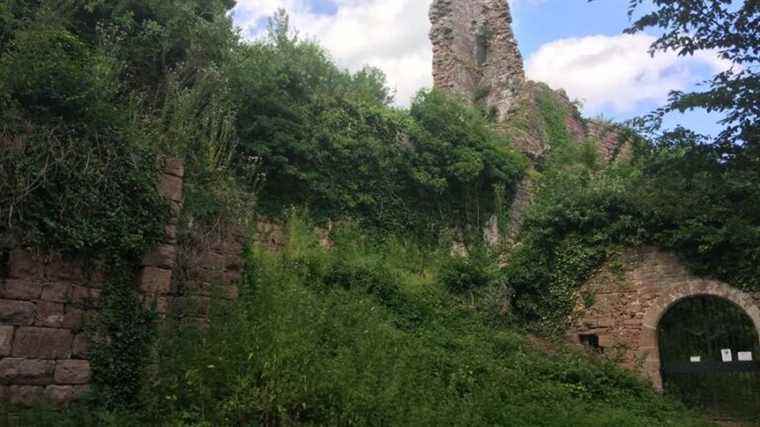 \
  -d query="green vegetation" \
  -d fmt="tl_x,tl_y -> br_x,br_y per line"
504,89 -> 760,334
621,0 -> 758,148
16,216 -> 711,426
1,0 -> 758,424
231,12 -> 526,238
